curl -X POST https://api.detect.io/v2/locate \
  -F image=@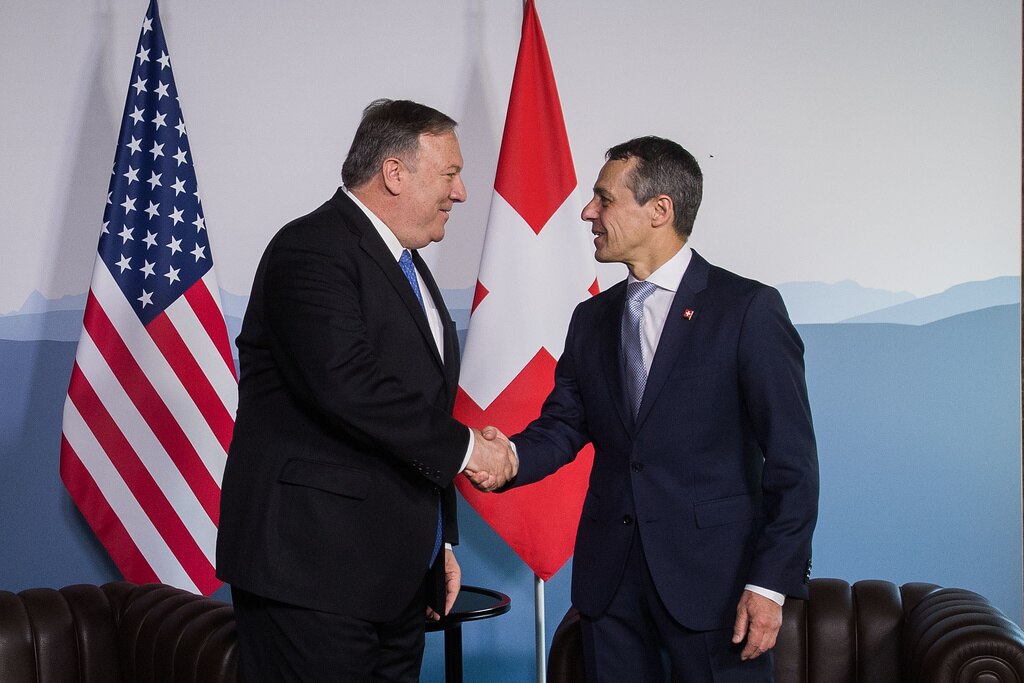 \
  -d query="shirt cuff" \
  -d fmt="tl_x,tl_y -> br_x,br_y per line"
458,427 -> 474,472
745,584 -> 786,606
